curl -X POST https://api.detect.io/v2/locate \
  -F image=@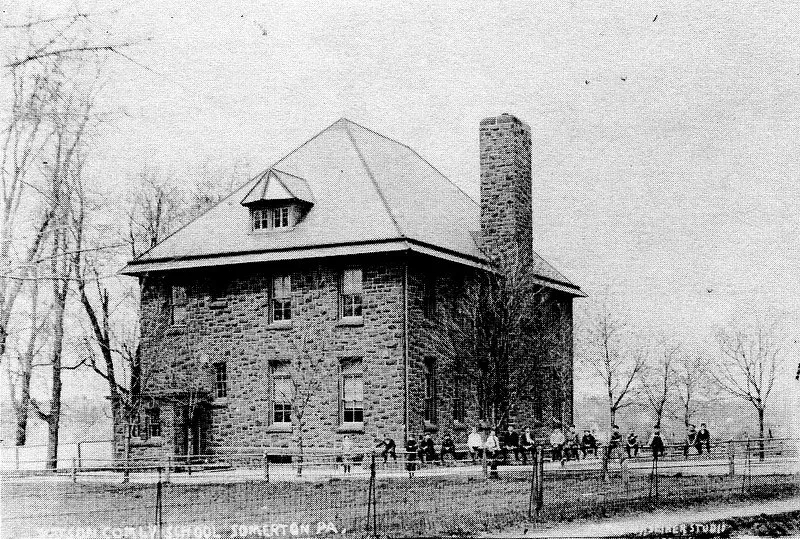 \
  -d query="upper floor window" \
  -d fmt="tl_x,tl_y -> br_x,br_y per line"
214,362 -> 227,399
340,359 -> 364,425
452,374 -> 465,424
271,275 -> 291,322
209,277 -> 228,302
339,268 -> 363,319
273,206 -> 289,228
271,363 -> 293,425
423,274 -> 437,318
252,206 -> 291,231
170,285 -> 187,325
